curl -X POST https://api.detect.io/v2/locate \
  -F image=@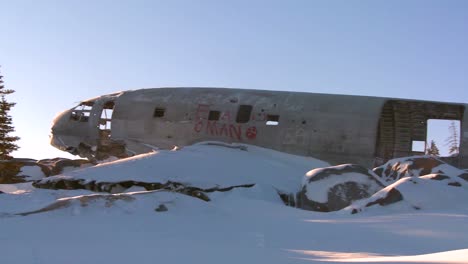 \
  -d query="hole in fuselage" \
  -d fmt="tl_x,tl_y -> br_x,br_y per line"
99,101 -> 115,139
